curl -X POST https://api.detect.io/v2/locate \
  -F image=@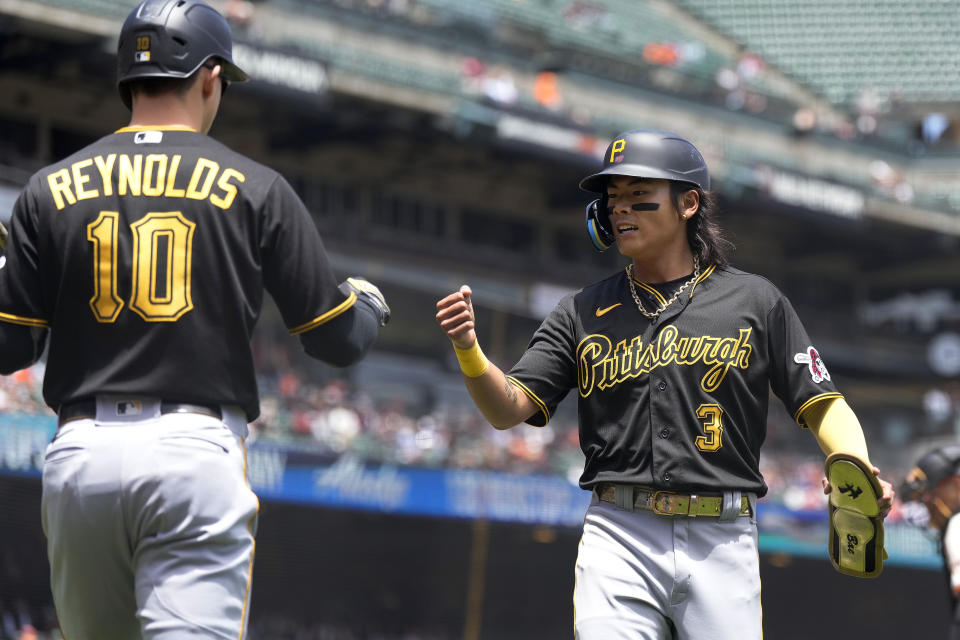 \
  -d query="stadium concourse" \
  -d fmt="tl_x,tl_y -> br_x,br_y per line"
1,0 -> 959,639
